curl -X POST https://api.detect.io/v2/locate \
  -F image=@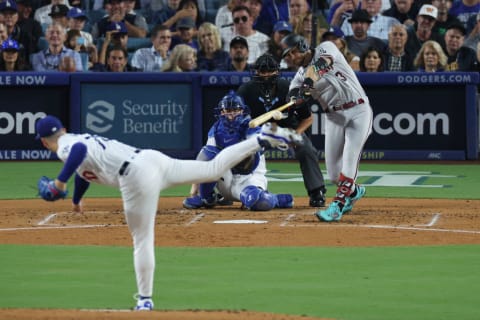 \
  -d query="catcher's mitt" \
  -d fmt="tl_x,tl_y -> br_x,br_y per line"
37,176 -> 68,201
